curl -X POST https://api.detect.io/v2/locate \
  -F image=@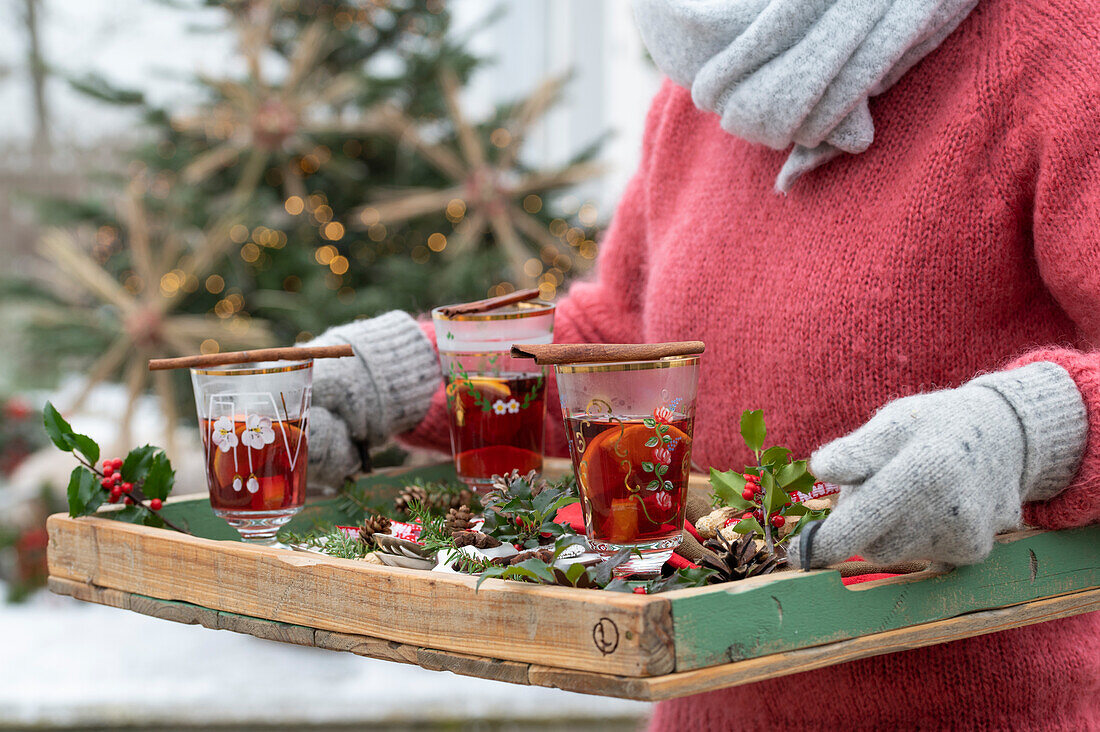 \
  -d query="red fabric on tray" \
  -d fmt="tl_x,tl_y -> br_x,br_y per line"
553,502 -> 584,532
665,553 -> 698,570
841,572 -> 898,586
